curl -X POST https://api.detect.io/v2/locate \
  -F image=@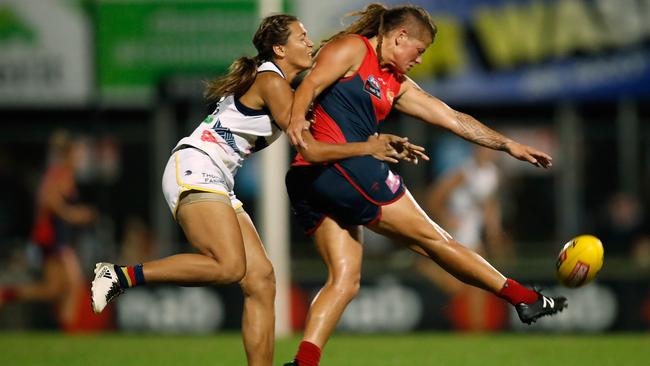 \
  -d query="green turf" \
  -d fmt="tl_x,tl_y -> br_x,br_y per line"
0,332 -> 647,366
